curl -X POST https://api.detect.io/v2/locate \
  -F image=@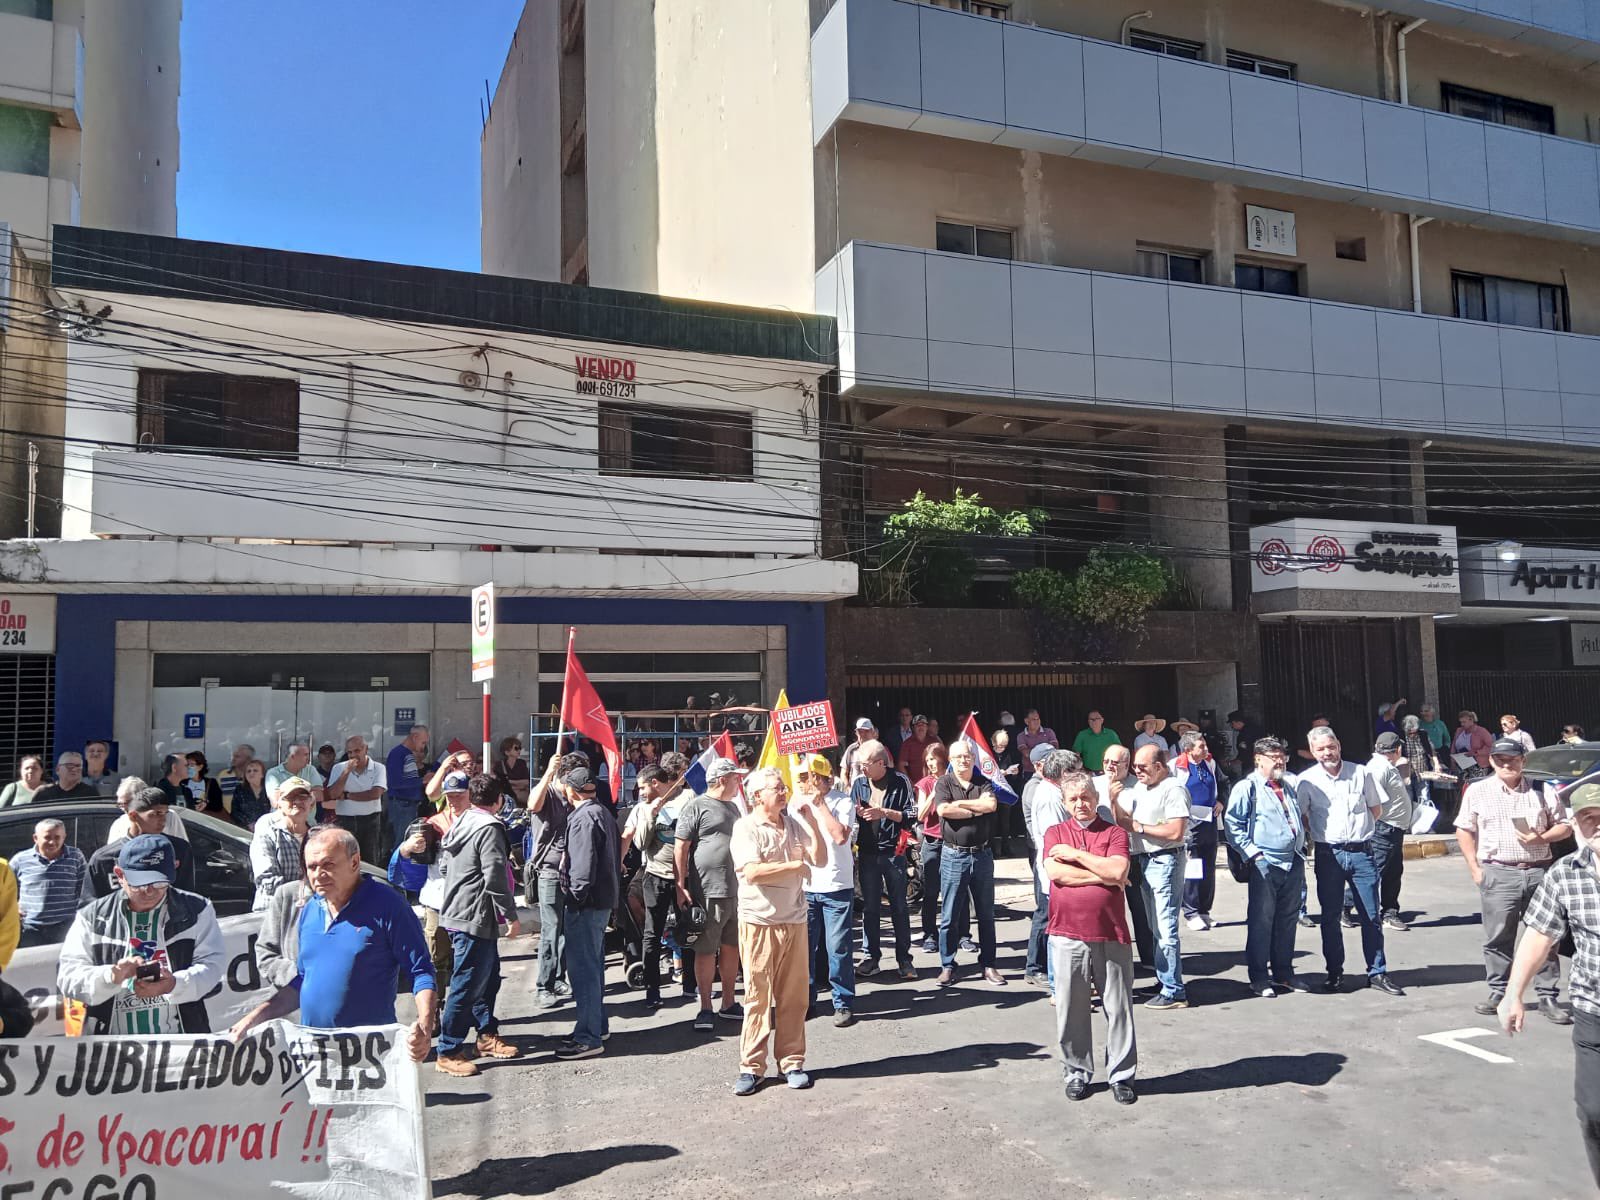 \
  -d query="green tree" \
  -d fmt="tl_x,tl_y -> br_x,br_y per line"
866,489 -> 1045,607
